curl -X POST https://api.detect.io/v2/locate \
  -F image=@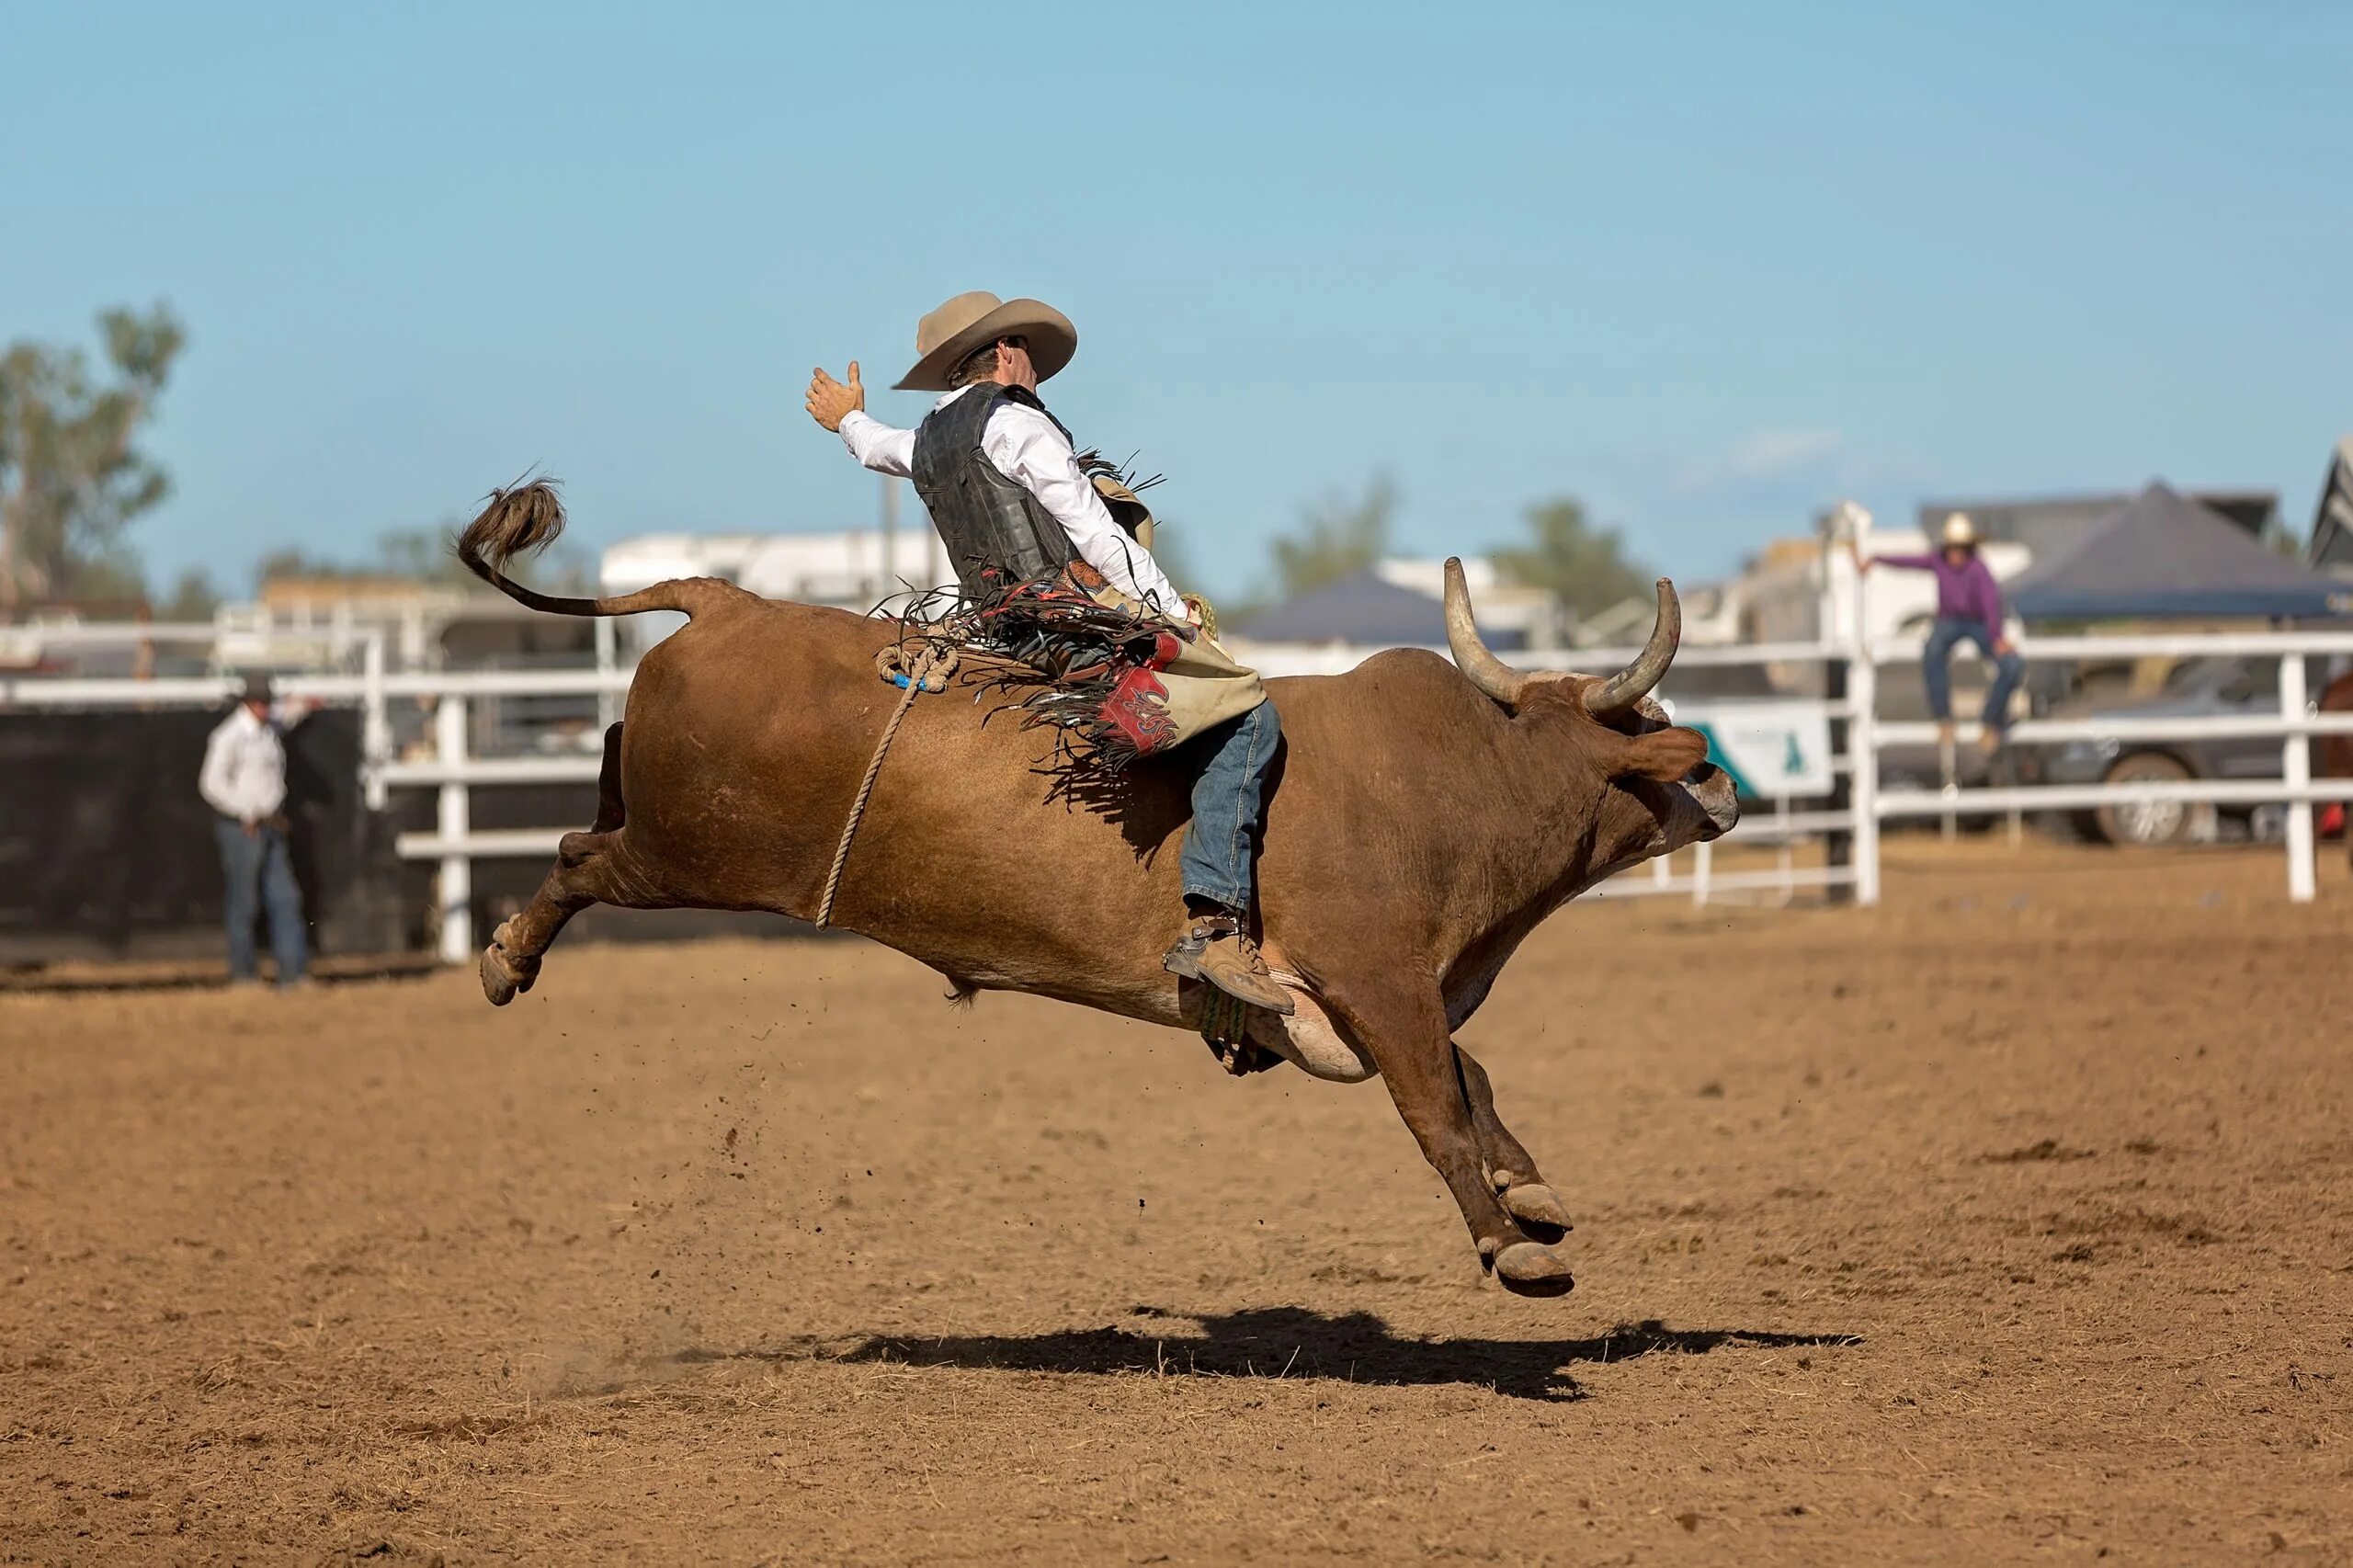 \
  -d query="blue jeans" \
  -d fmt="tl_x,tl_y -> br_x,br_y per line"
214,818 -> 309,984
1178,699 -> 1281,913
1922,617 -> 2026,733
